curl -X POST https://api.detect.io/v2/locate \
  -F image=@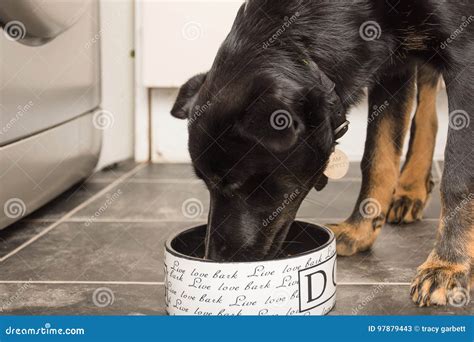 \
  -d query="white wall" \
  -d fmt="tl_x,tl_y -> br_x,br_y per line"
96,0 -> 135,169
